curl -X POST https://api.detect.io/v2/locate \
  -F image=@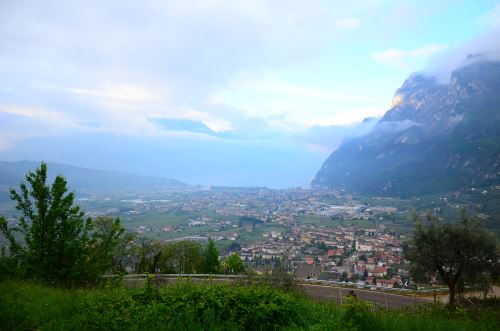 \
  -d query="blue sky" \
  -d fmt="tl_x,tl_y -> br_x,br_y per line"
1,0 -> 499,187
